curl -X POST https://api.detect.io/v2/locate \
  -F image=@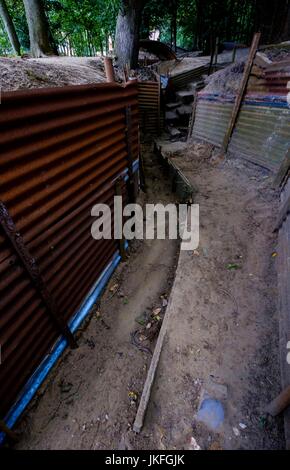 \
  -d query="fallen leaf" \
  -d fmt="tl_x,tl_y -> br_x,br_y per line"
153,307 -> 162,316
110,283 -> 119,293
